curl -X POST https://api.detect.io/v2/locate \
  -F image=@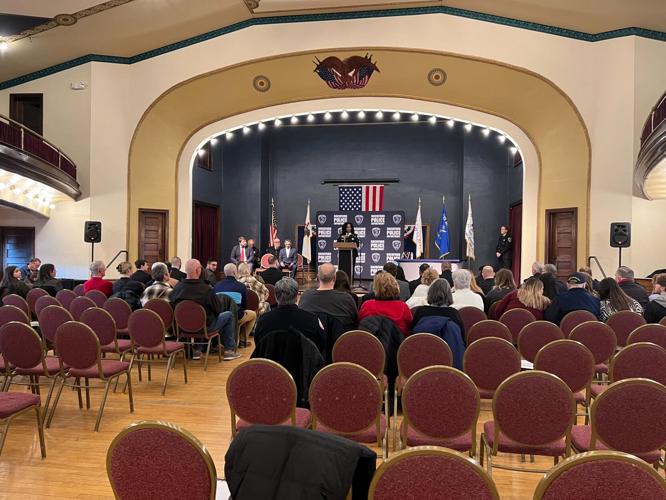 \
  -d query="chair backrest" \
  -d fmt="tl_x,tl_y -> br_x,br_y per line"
86,289 -> 108,307
143,298 -> 174,330
128,309 -> 165,348
296,253 -> 304,269
369,446 -> 499,500
174,300 -> 207,333
499,308 -> 536,344
0,321 -> 44,369
73,283 -> 85,296
517,321 -> 565,362
560,310 -> 598,336
627,323 -> 666,349
107,421 -> 216,500
607,310 -> 646,347
590,378 -> 666,454
402,366 -> 480,442
492,371 -> 575,448
2,294 -> 30,316
610,342 -> 666,385
457,306 -> 487,334
309,362 -> 382,435
487,301 -> 500,320
332,330 -> 385,379
55,288 -> 77,310
80,307 -> 118,346
265,283 -> 277,306
245,289 -> 259,312
69,295 -> 97,320
534,340 -> 595,394
569,321 -> 617,365
260,254 -> 271,269
34,295 -> 61,317
0,304 -> 30,326
38,305 -> 73,345
463,337 -> 521,395
397,333 -> 452,380
55,321 -> 101,370
534,451 -> 666,500
26,287 -> 49,316
661,316 -> 666,327
226,359 -> 297,432
466,320 -> 512,345
103,297 -> 133,330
